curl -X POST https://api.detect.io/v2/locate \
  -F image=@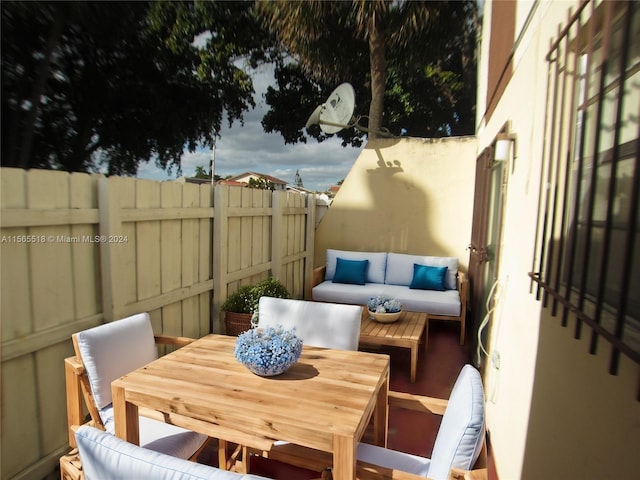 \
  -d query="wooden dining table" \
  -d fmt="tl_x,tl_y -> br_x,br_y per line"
111,334 -> 390,480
